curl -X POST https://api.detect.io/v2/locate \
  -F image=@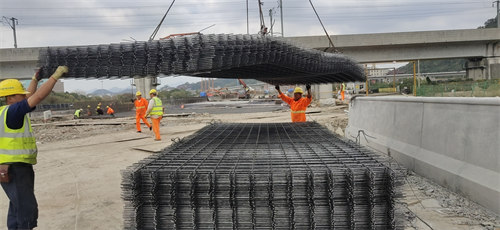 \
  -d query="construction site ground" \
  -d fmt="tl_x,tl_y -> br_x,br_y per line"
0,100 -> 498,230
